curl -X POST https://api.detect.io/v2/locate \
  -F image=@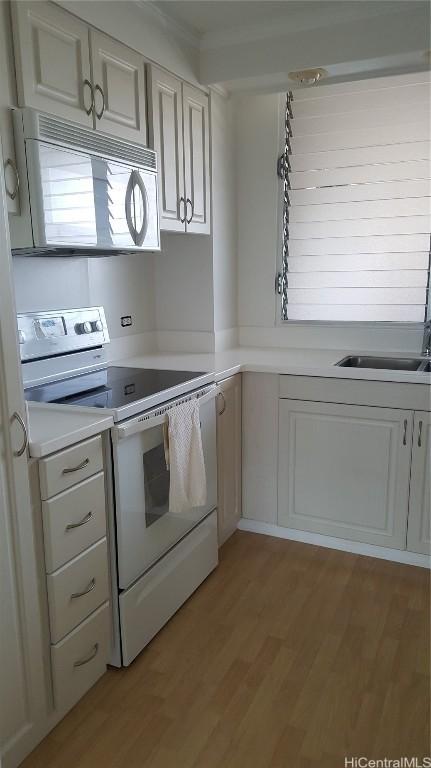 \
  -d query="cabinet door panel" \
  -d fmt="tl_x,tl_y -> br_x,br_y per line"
407,412 -> 431,554
90,31 -> 147,143
0,1 -> 19,214
12,1 -> 92,126
148,66 -> 184,231
183,84 -> 210,234
217,374 -> 242,545
278,400 -> 412,549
